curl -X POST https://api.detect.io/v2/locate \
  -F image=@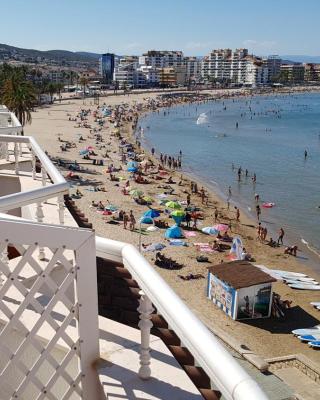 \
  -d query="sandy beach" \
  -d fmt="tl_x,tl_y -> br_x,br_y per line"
24,88 -> 320,365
